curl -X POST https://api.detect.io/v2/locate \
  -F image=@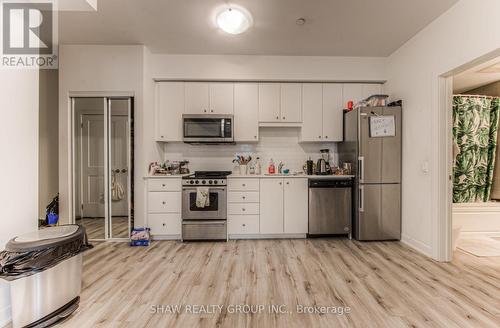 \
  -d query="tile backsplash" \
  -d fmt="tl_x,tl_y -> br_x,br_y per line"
162,127 -> 338,173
